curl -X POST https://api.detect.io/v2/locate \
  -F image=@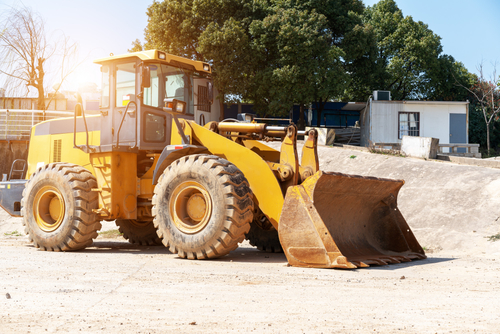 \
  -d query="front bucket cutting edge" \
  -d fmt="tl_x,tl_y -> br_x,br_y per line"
278,171 -> 426,269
